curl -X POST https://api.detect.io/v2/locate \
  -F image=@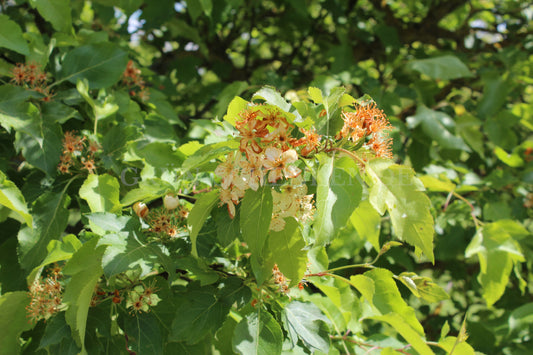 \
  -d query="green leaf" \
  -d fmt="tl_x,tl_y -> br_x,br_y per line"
59,43 -> 128,89
397,272 -> 450,303
406,106 -> 471,151
18,189 -> 71,270
308,87 -> 323,104
181,140 -> 240,174
223,96 -> 248,126
0,292 -> 33,355
508,303 -> 533,335
29,0 -> 72,32
283,301 -> 330,353
188,190 -> 219,257
233,309 -> 283,355
465,222 -> 525,306
407,55 -> 472,80
365,268 -> 424,335
253,86 -> 291,112
79,174 -> 121,214
419,175 -> 456,192
0,85 -> 42,132
350,200 -> 381,251
240,184 -> 273,257
314,154 -> 363,245
0,15 -> 30,55
438,336 -> 475,355
366,159 -> 435,263
0,170 -> 32,226
63,236 -> 106,354
120,178 -> 174,206
494,146 -> 524,167
214,81 -> 249,119
214,205 -> 241,247
124,312 -> 163,354
98,231 -> 173,278
371,313 -> 434,355
265,218 -> 307,287
170,287 -> 230,344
